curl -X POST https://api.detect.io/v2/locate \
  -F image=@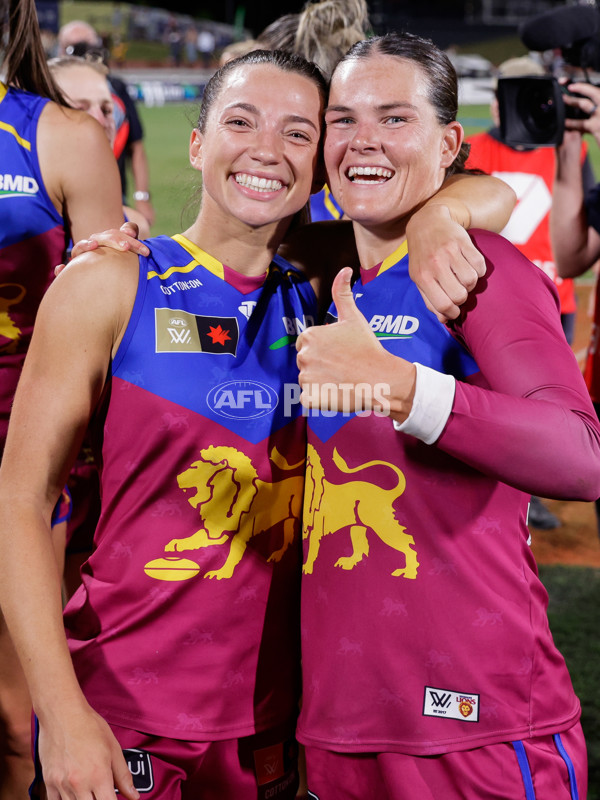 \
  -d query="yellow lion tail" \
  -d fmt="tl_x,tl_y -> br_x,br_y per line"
270,445 -> 305,472
332,448 -> 406,493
